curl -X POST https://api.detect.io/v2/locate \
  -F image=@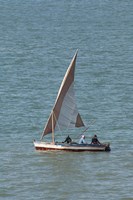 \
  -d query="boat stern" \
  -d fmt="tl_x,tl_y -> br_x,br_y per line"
104,143 -> 111,151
